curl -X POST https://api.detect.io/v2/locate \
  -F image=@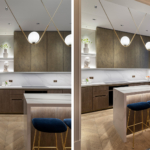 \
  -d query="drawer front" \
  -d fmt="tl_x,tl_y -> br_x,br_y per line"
48,89 -> 63,93
93,96 -> 109,111
63,89 -> 71,94
93,86 -> 108,97
10,90 -> 24,95
93,89 -> 108,97
10,94 -> 23,114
